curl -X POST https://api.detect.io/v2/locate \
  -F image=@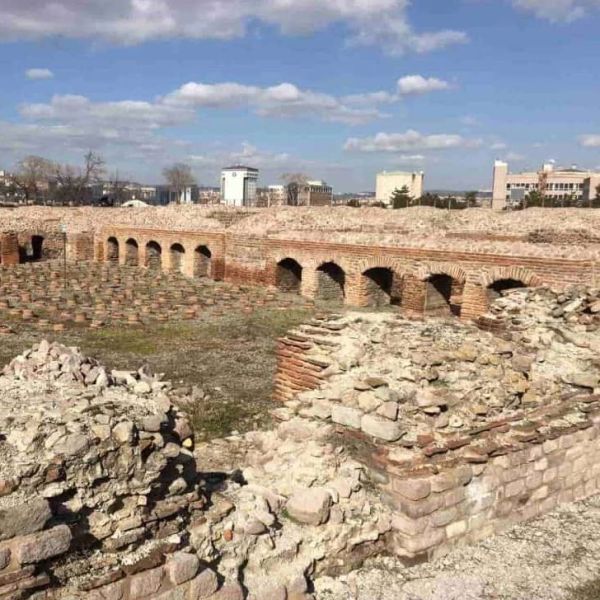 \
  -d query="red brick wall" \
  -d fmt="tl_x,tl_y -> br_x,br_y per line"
97,227 -> 597,320
0,233 -> 19,266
